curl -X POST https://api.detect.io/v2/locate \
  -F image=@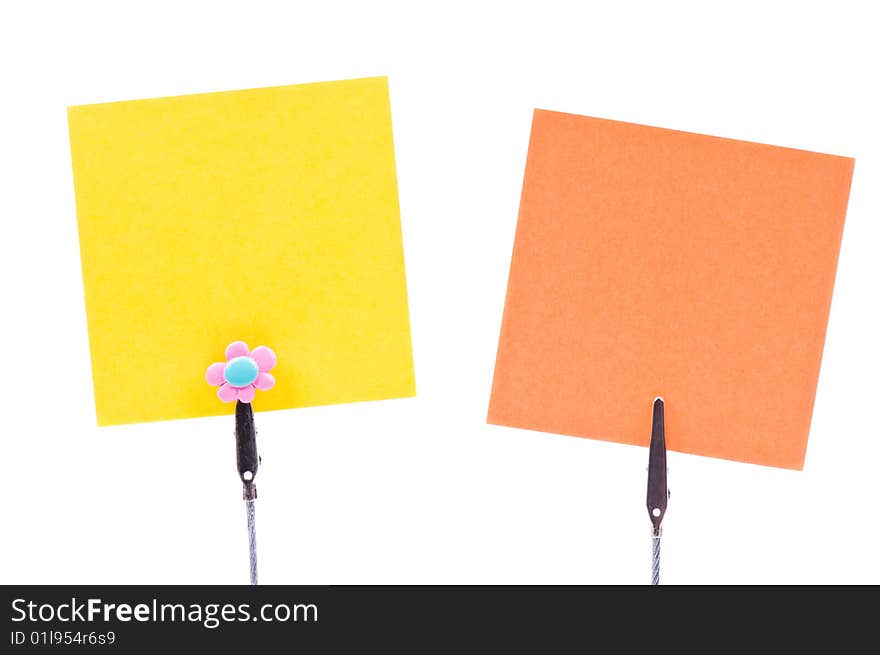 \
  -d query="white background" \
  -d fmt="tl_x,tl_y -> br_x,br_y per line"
1,1 -> 878,584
